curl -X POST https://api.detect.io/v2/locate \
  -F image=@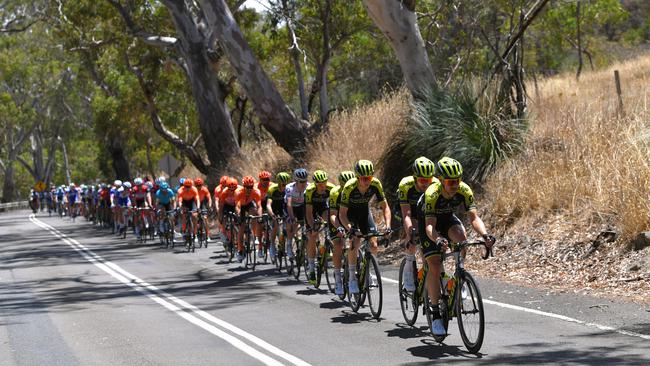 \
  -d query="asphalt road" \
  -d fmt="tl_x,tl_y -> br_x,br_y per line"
1,210 -> 648,365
